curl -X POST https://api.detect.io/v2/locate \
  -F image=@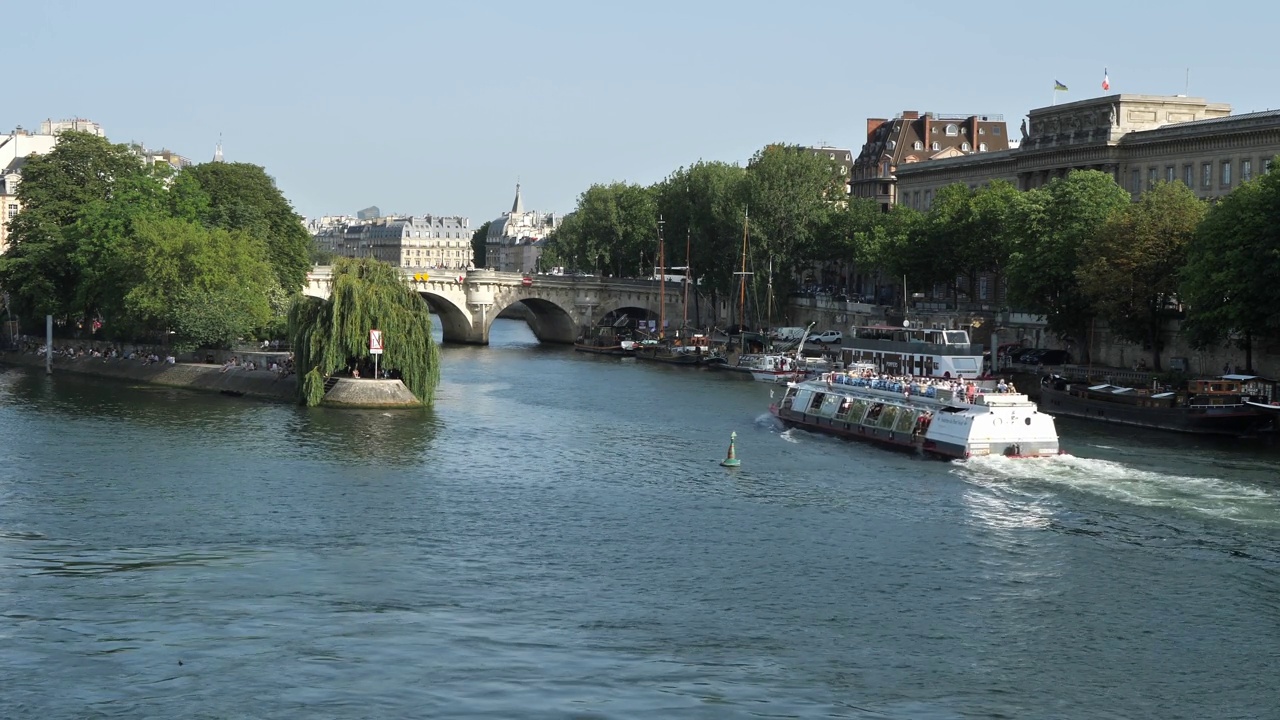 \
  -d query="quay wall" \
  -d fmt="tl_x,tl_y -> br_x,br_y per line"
0,352 -> 424,408
0,351 -> 297,401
